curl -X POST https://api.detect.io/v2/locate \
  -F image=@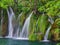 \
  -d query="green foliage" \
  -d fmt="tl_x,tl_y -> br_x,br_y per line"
54,28 -> 59,33
22,7 -> 30,12
17,0 -> 32,13
38,0 -> 60,17
29,15 -> 37,41
57,43 -> 60,45
29,34 -> 37,41
37,14 -> 48,34
0,0 -> 14,9
55,18 -> 60,26
29,14 -> 49,41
